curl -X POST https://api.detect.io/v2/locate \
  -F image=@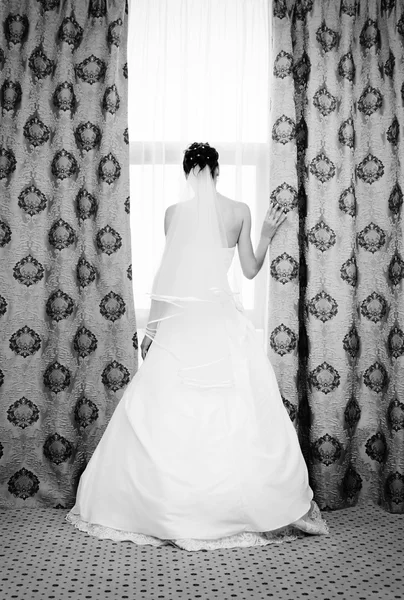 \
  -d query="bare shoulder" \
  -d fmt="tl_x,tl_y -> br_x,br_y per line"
238,201 -> 250,217
165,203 -> 177,217
230,199 -> 250,224
164,203 -> 177,234
216,194 -> 246,246
217,193 -> 245,216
